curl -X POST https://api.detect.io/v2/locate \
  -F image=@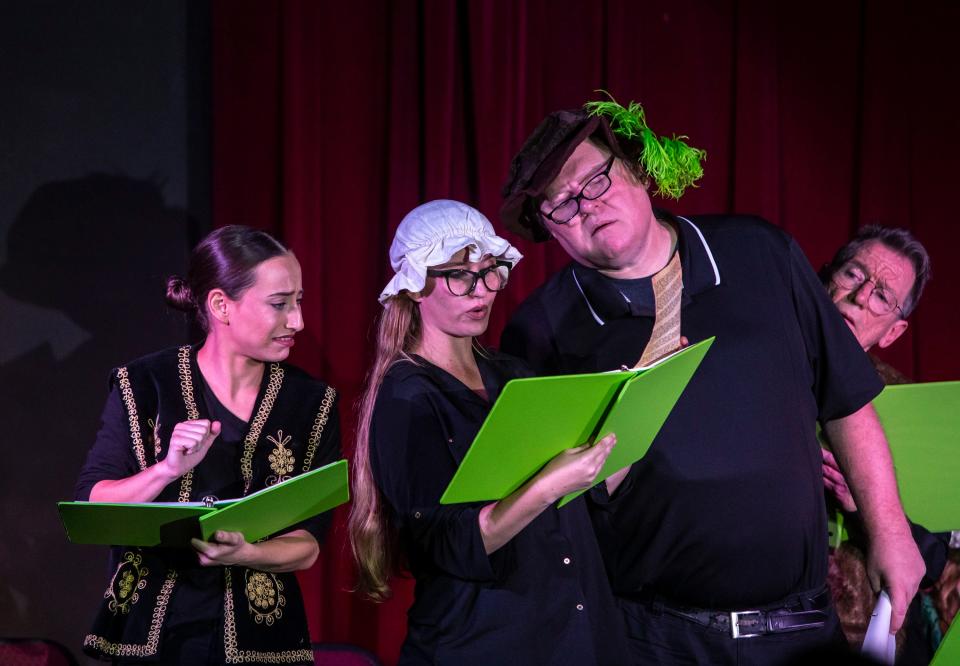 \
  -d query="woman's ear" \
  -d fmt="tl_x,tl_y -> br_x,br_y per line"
406,290 -> 424,304
207,289 -> 230,325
